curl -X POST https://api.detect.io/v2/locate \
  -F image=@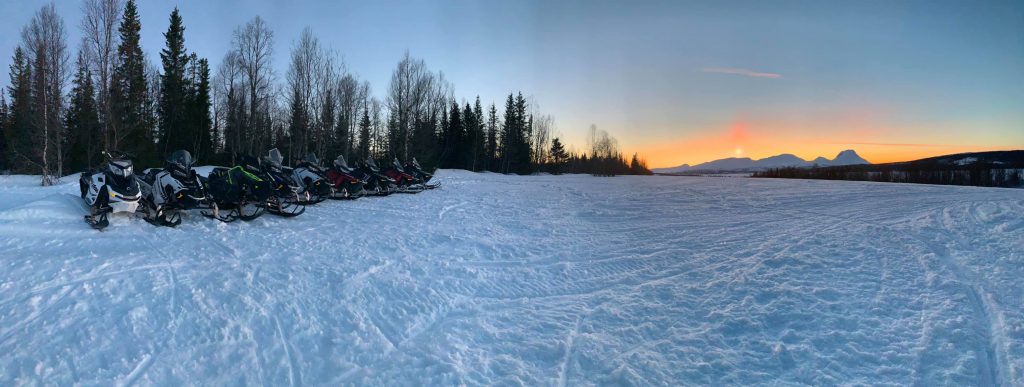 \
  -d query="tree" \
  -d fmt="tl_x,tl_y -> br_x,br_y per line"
65,52 -> 102,171
485,102 -> 498,171
356,105 -> 370,161
189,57 -> 213,162
0,95 -> 6,170
110,0 -> 154,164
5,48 -> 33,172
549,137 -> 567,174
22,3 -> 70,183
232,16 -> 275,156
81,0 -> 124,150
158,7 -> 189,155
